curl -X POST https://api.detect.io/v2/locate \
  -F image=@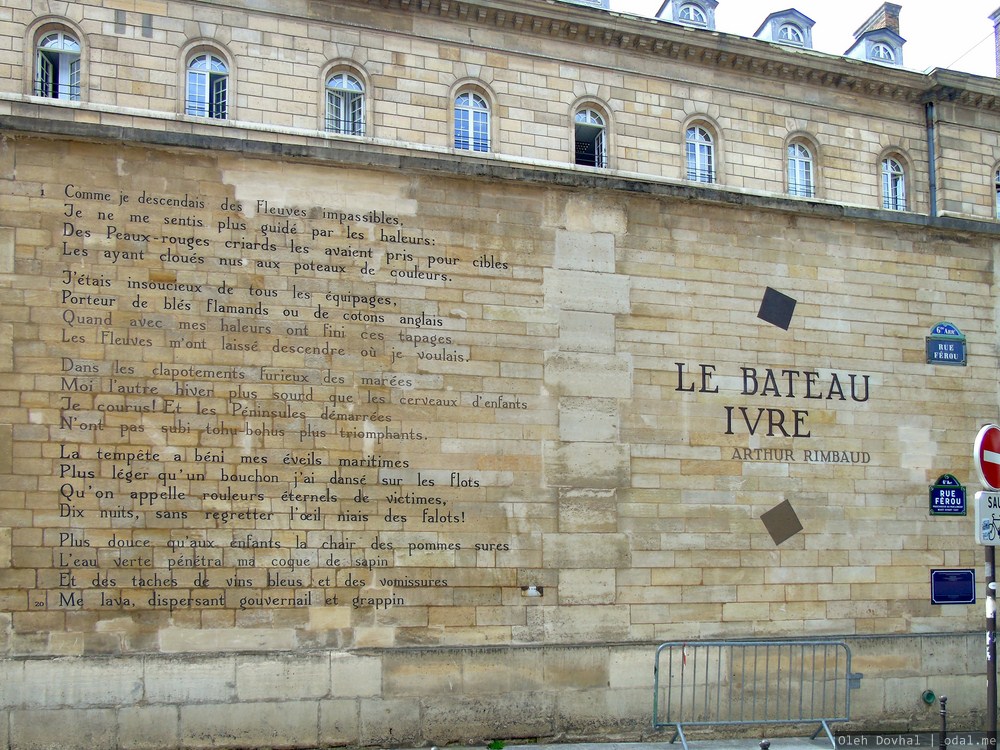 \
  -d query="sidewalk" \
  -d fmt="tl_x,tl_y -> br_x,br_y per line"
505,741 -> 830,750
420,738 -> 836,750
